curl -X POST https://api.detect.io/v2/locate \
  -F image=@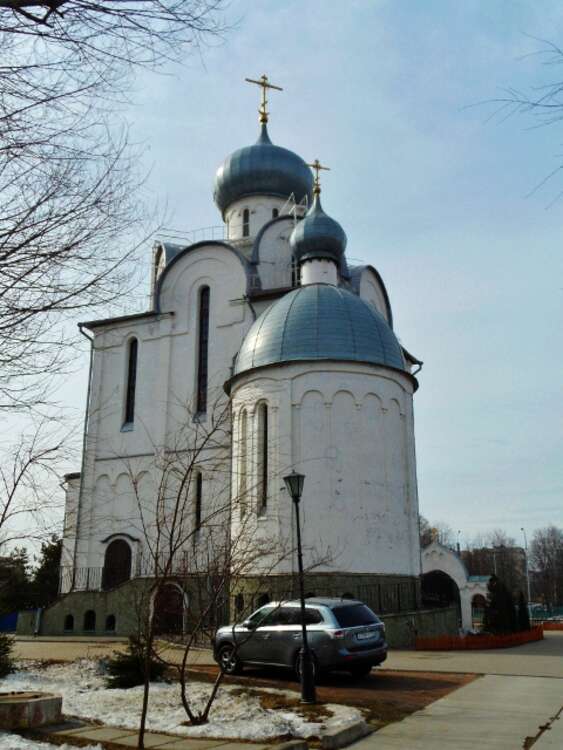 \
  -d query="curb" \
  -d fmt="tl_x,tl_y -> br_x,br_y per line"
320,720 -> 374,750
277,742 -> 309,750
